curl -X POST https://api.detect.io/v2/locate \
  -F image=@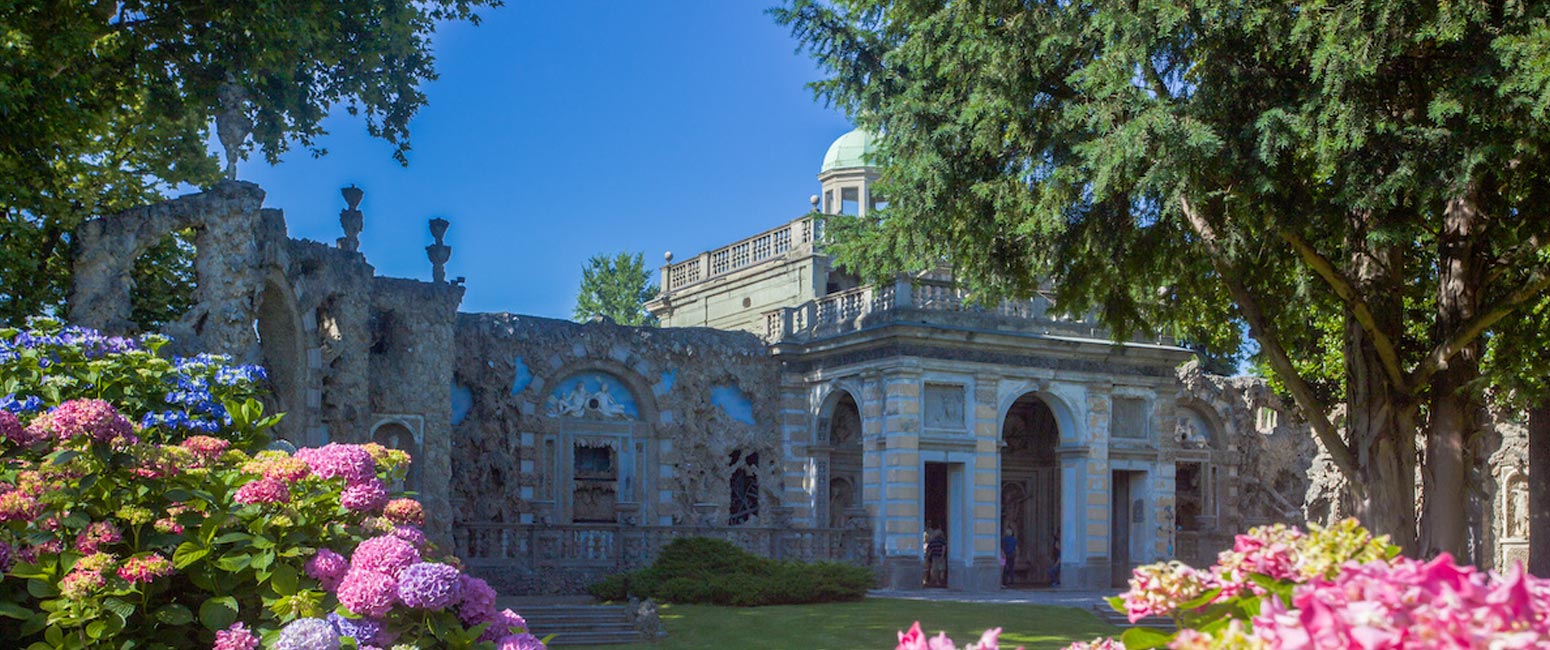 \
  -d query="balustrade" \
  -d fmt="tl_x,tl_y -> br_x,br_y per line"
454,523 -> 873,571
662,216 -> 818,292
